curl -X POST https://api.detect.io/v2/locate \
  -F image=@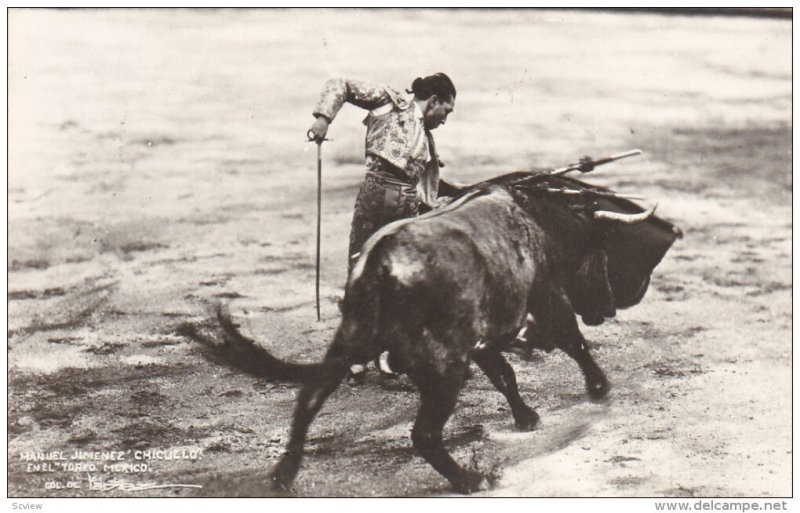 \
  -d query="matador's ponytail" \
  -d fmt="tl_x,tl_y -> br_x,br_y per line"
408,73 -> 456,102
